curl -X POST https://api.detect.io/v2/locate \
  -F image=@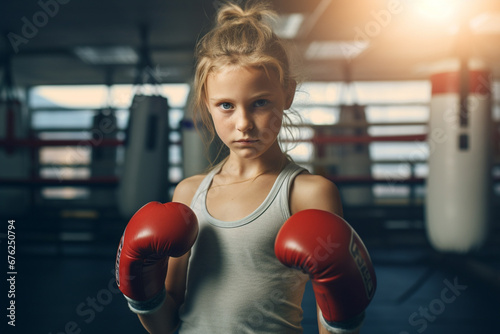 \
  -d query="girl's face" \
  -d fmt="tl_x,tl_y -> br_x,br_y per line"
206,65 -> 294,160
